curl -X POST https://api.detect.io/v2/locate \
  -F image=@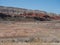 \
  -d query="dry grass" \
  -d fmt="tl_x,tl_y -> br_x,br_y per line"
0,21 -> 60,43
0,42 -> 60,45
